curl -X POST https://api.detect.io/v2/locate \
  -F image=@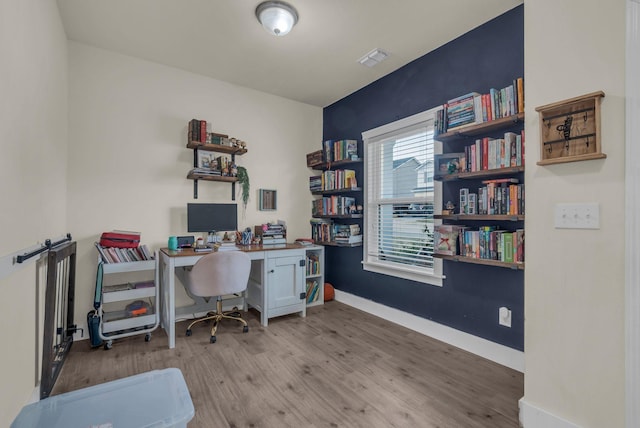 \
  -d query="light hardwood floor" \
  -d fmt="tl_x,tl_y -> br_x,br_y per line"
54,301 -> 523,427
